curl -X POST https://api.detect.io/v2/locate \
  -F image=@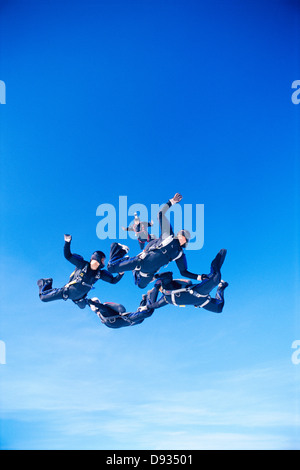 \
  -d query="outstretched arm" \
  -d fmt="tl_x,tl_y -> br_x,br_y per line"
63,234 -> 86,269
158,193 -> 182,238
100,269 -> 124,284
175,252 -> 202,281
